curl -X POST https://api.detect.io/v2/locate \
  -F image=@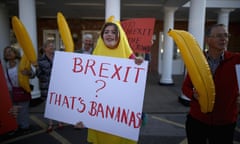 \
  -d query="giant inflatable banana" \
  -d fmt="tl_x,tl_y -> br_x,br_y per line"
57,12 -> 74,52
168,29 -> 215,113
11,16 -> 37,66
18,54 -> 31,93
